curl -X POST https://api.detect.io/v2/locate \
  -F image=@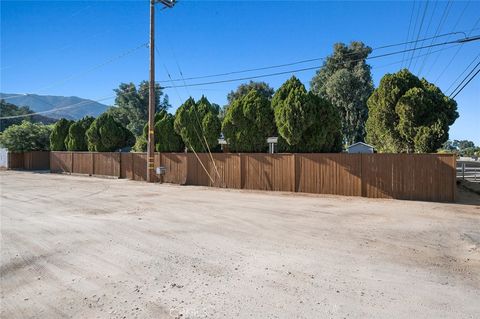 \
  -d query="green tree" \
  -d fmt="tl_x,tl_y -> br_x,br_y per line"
107,81 -> 170,136
50,118 -> 73,151
272,76 -> 342,152
227,81 -> 275,104
65,116 -> 94,151
222,81 -> 275,121
174,96 -> 221,152
453,140 -> 475,150
310,42 -> 373,145
86,113 -> 135,152
139,110 -> 184,152
0,121 -> 52,152
222,89 -> 276,152
365,69 -> 458,153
